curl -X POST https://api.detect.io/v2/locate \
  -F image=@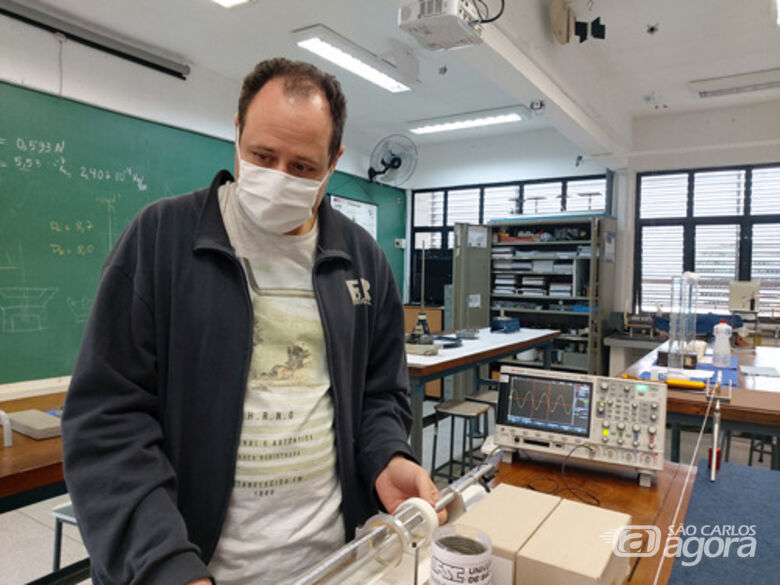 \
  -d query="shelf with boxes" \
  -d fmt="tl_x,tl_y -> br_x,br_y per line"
488,215 -> 616,375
